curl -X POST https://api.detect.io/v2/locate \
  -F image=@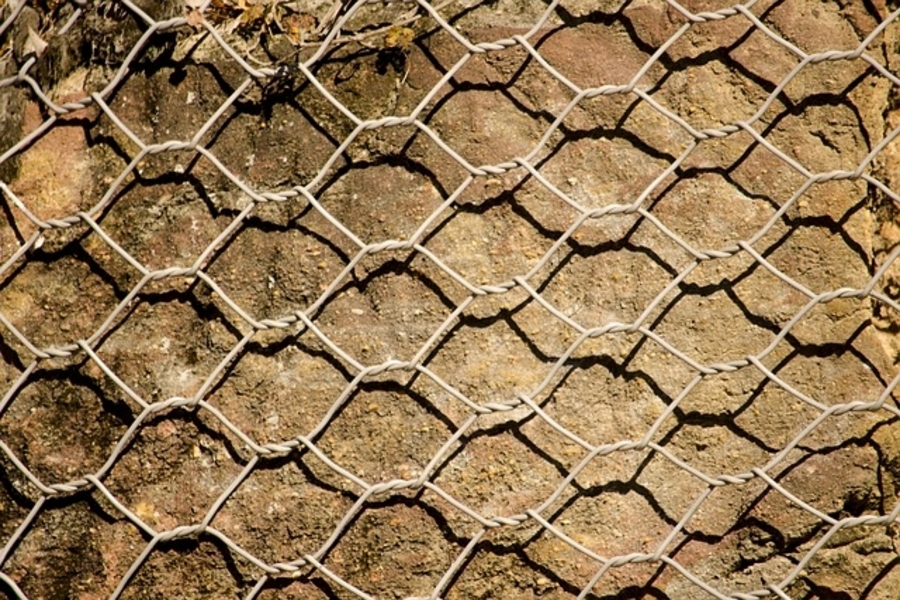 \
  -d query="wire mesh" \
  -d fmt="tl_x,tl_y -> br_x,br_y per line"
2,0 -> 900,598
